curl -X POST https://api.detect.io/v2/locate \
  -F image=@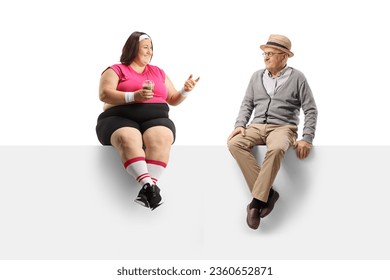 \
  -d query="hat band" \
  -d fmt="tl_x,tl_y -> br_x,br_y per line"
266,41 -> 289,50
